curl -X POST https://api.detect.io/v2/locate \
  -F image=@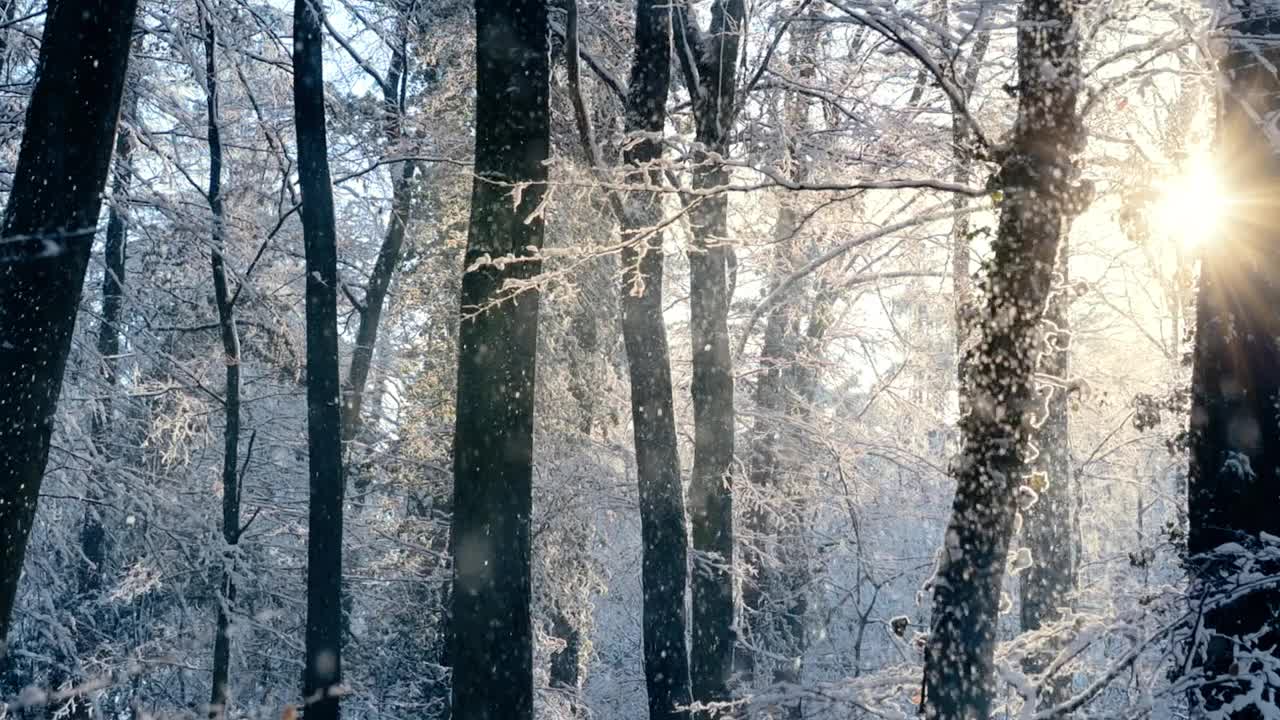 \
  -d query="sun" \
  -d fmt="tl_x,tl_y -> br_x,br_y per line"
1150,157 -> 1227,250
